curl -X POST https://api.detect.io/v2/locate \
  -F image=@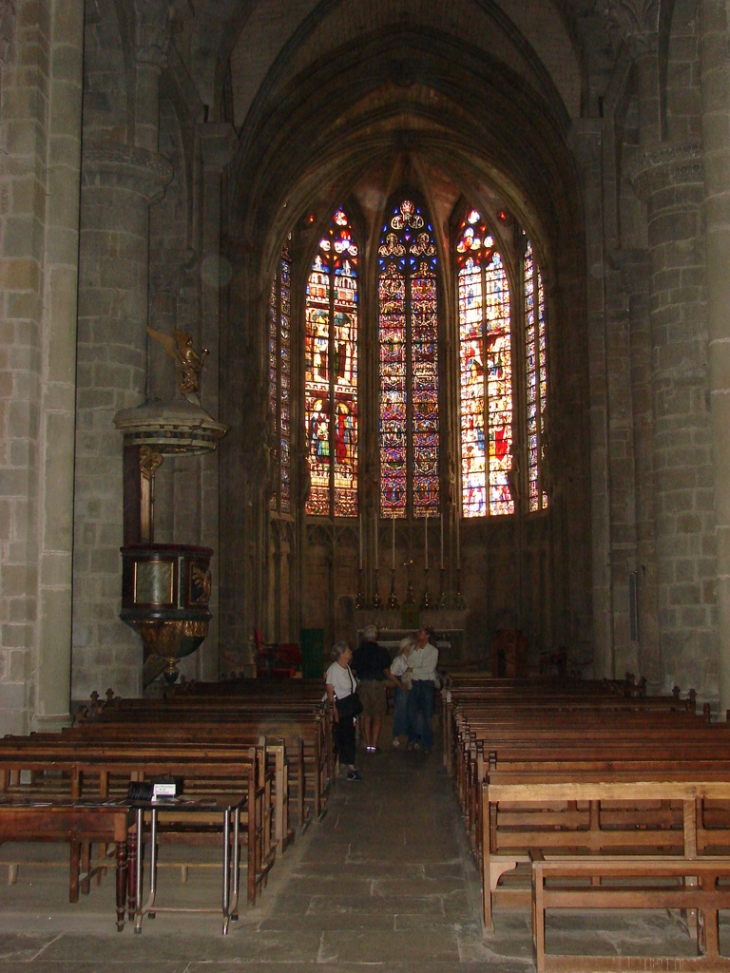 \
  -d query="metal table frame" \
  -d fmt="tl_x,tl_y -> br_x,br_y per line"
133,798 -> 245,935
